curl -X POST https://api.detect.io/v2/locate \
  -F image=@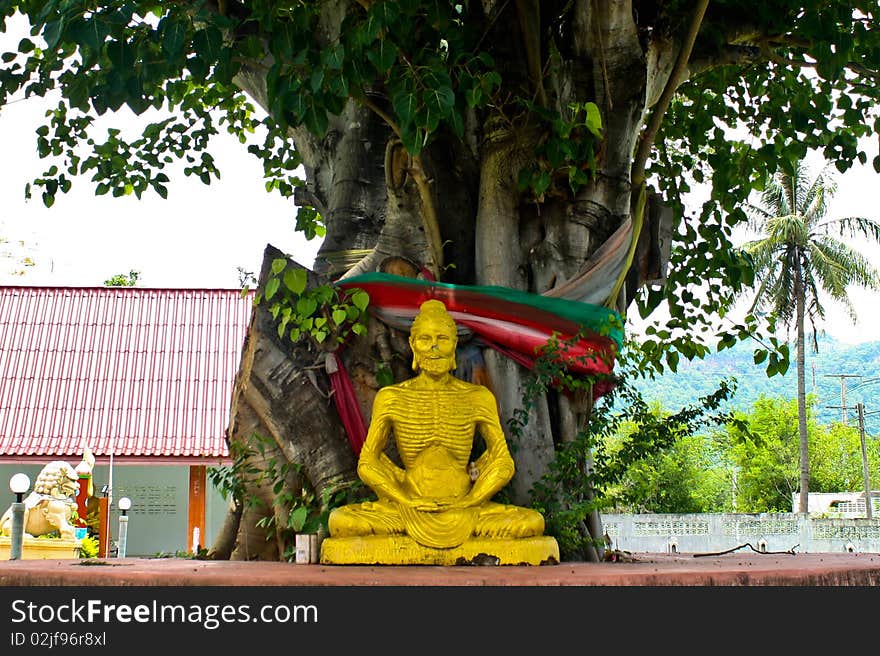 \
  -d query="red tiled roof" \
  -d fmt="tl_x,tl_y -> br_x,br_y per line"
0,286 -> 254,463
